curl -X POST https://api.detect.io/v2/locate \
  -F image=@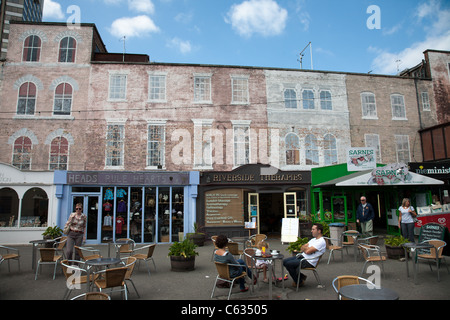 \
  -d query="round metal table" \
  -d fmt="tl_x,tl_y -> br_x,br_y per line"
252,253 -> 285,300
85,257 -> 122,291
339,284 -> 399,300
